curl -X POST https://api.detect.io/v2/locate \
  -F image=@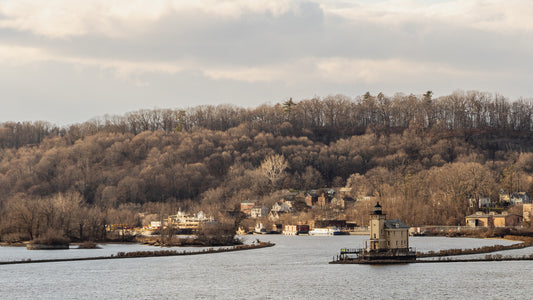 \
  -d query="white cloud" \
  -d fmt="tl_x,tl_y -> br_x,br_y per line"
0,44 -> 187,86
314,57 -> 486,84
0,0 -> 532,124
322,0 -> 533,34
2,0 -> 533,39
0,0 -> 297,38
0,45 -> 51,65
201,56 -> 486,86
